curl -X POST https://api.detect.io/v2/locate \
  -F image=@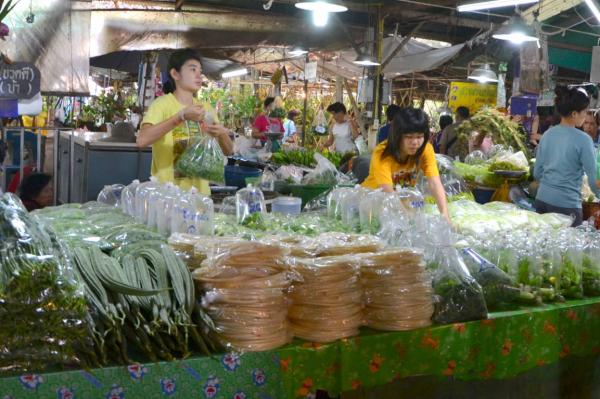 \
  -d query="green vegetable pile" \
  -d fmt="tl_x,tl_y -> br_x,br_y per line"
175,136 -> 225,183
454,162 -> 504,188
0,194 -> 89,374
34,202 -> 221,366
271,149 -> 354,169
583,255 -> 600,296
455,108 -> 530,159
